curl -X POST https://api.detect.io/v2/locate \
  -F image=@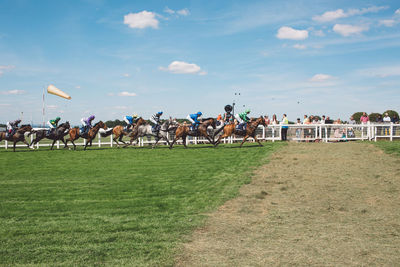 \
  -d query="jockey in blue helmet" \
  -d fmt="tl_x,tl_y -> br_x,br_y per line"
150,111 -> 163,132
123,114 -> 138,130
187,112 -> 202,130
